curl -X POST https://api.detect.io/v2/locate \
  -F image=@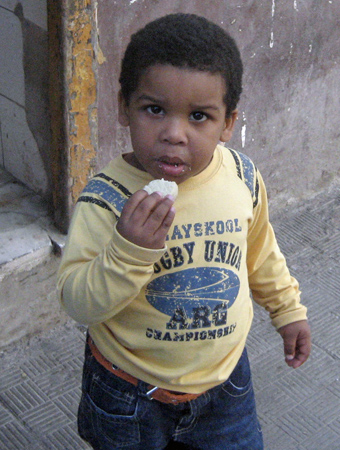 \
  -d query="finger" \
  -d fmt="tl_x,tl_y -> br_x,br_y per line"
117,192 -> 175,248
288,353 -> 308,369
143,195 -> 175,230
146,194 -> 175,220
117,190 -> 160,242
152,202 -> 176,240
162,201 -> 176,228
119,189 -> 149,223
139,192 -> 169,225
121,191 -> 165,229
283,337 -> 297,361
293,337 -> 311,368
286,336 -> 311,368
282,332 -> 298,367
